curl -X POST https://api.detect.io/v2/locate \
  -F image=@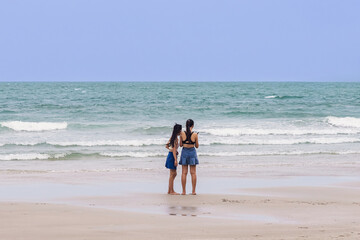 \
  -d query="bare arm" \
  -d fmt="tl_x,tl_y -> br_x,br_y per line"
179,132 -> 184,147
195,133 -> 199,148
172,140 -> 178,166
